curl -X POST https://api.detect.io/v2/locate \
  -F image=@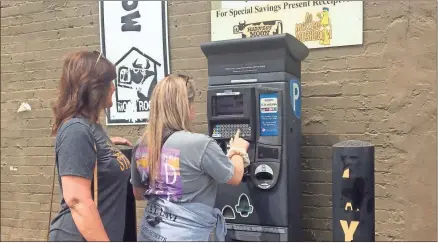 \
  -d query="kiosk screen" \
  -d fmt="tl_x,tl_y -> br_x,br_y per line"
214,95 -> 244,116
